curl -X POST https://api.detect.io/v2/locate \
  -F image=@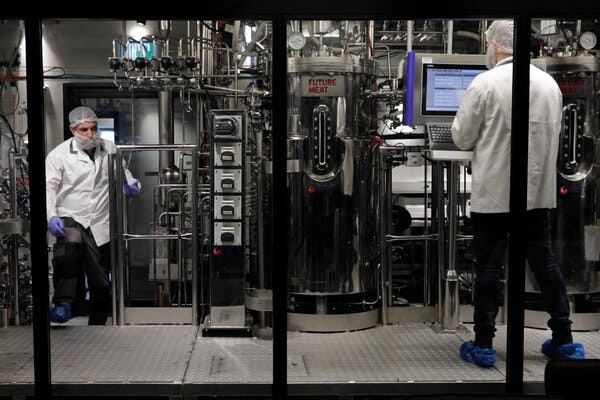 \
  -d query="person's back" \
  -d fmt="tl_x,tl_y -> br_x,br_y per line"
527,65 -> 562,210
453,60 -> 562,213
